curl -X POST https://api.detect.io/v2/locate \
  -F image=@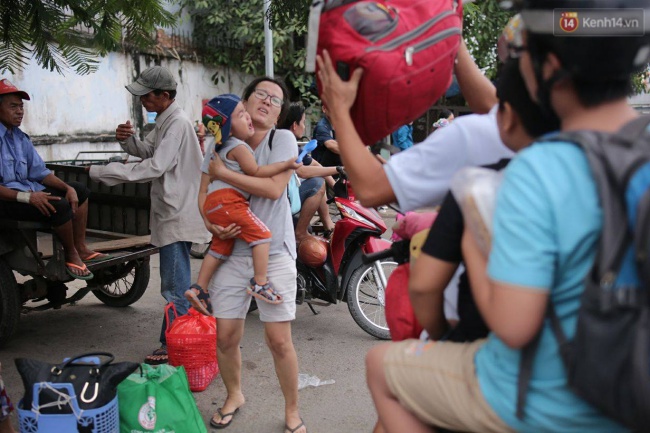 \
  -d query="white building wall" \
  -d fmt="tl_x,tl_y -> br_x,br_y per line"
3,52 -> 252,161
